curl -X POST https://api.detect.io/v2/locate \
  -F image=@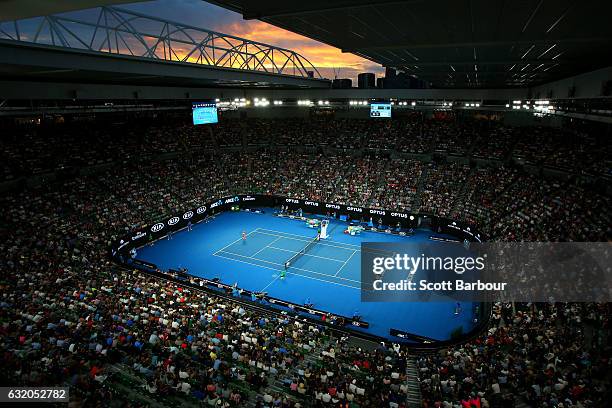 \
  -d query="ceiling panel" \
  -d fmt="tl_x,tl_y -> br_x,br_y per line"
208,0 -> 612,88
